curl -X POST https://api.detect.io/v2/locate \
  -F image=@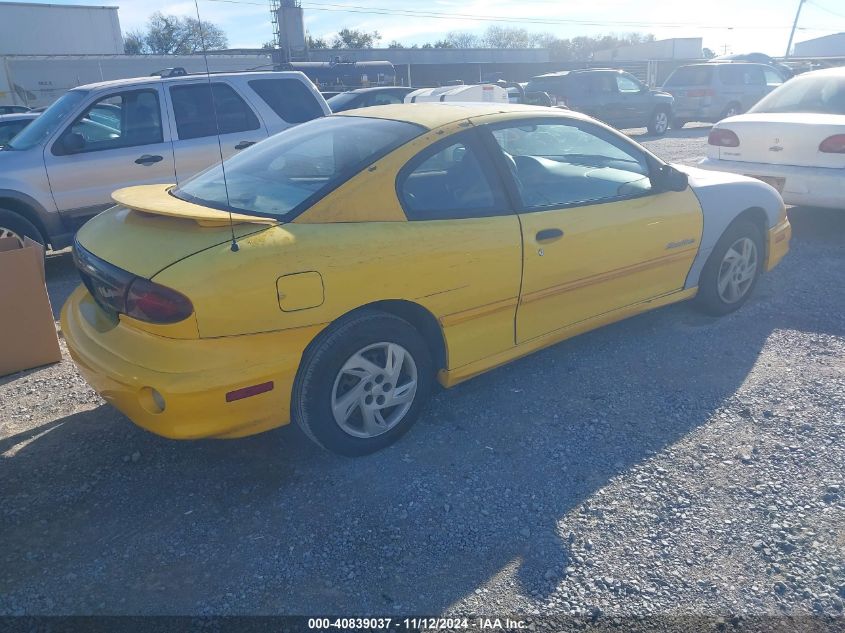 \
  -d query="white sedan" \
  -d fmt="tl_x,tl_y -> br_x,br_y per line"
698,66 -> 845,209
